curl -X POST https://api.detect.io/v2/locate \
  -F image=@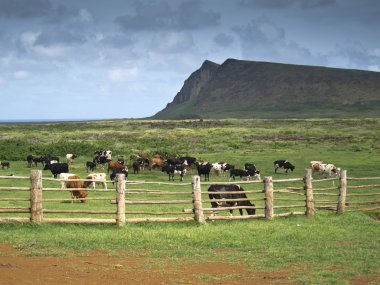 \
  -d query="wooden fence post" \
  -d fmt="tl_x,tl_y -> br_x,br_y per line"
264,177 -> 274,219
337,169 -> 347,214
192,175 -> 205,224
30,170 -> 43,223
116,173 -> 126,227
304,169 -> 314,216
